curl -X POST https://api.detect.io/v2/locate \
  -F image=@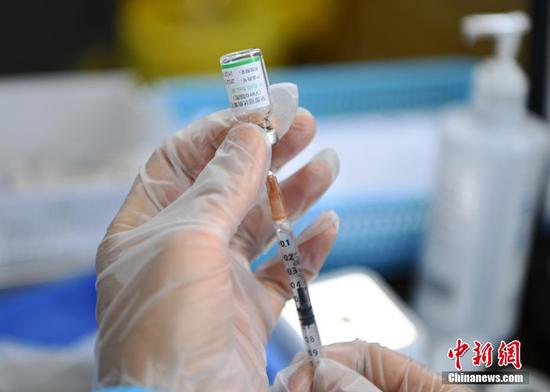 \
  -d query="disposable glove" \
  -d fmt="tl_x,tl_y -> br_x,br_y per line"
94,83 -> 340,391
272,340 -> 471,391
